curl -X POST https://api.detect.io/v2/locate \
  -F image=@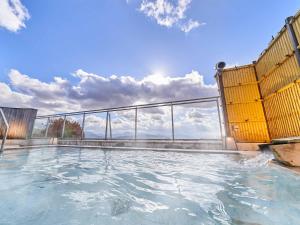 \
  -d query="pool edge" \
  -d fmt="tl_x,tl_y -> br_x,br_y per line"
3,144 -> 254,155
